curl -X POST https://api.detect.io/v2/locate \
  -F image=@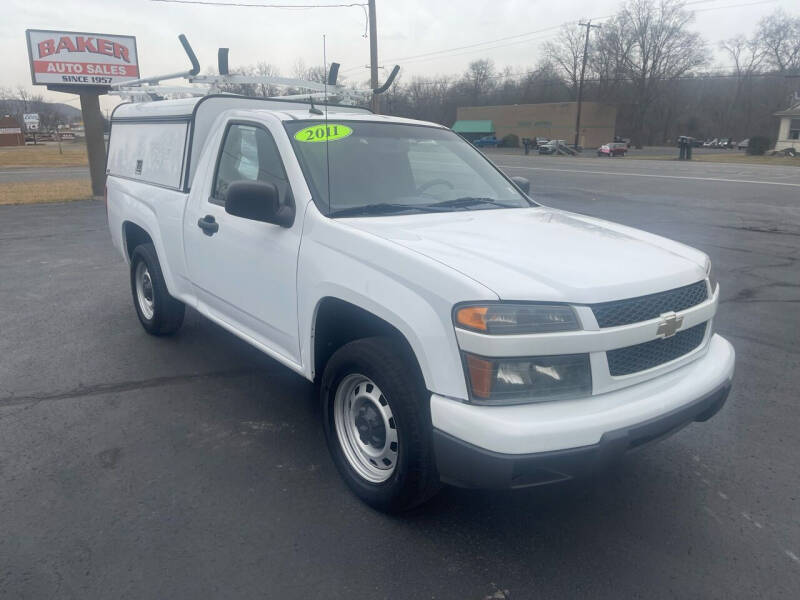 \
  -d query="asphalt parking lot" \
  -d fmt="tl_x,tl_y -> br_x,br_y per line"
1,156 -> 799,598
